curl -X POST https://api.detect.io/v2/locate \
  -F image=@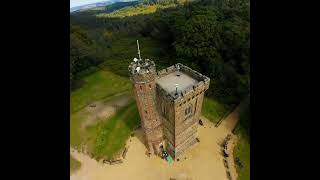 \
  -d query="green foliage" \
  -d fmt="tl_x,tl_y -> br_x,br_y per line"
233,96 -> 250,180
167,0 -> 250,105
70,25 -> 103,89
70,0 -> 250,108
101,36 -> 170,76
233,132 -> 250,180
236,96 -> 250,139
171,5 -> 221,58
70,156 -> 81,174
202,97 -> 231,123
97,4 -> 158,18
